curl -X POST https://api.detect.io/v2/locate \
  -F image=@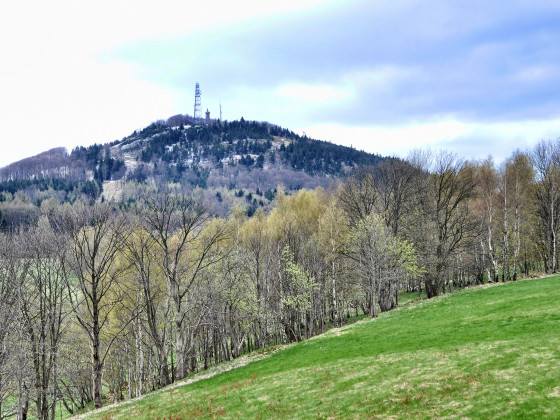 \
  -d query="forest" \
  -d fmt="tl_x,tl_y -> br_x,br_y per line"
1,138 -> 560,420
